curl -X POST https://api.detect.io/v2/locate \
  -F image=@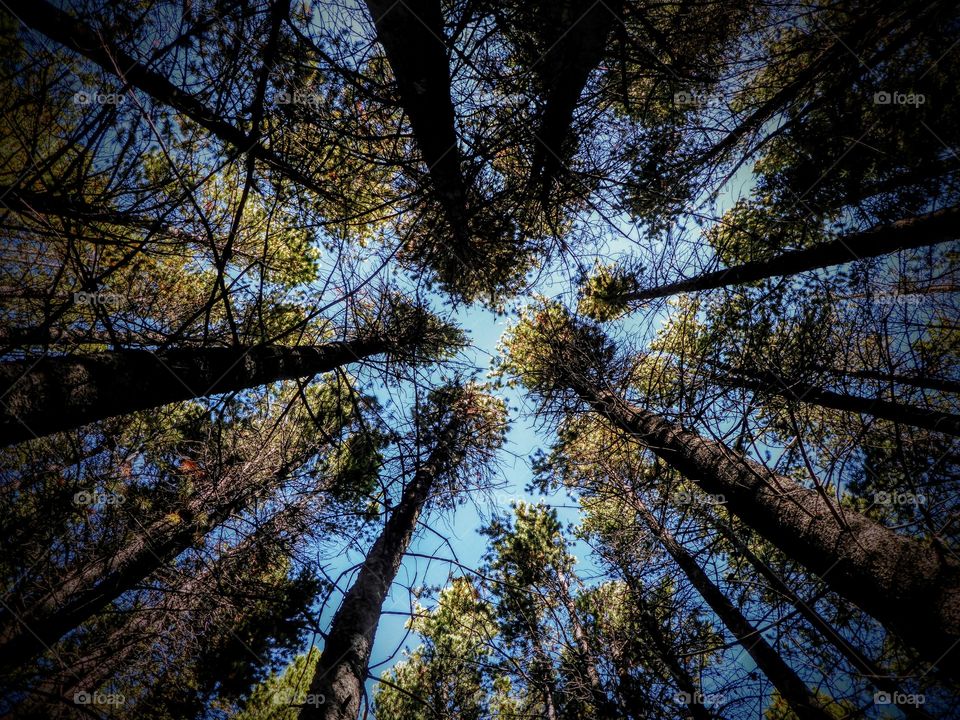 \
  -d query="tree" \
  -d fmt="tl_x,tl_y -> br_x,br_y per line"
580,205 -> 960,316
373,578 -> 501,720
502,304 -> 960,679
480,502 -> 618,719
300,385 -> 506,719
